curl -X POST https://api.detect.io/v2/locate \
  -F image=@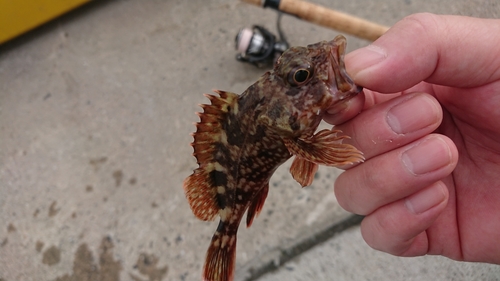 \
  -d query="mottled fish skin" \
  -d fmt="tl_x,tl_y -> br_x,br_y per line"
184,35 -> 364,281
